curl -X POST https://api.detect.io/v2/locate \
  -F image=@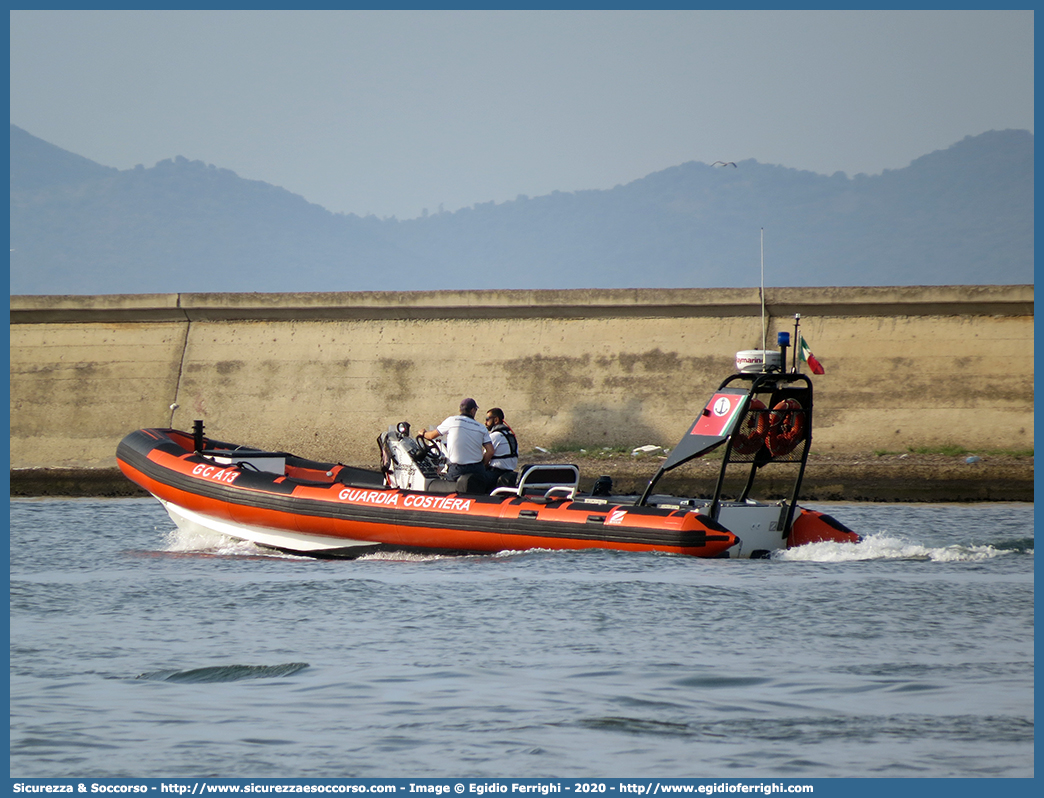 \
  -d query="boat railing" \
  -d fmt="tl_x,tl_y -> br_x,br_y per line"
491,463 -> 580,500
